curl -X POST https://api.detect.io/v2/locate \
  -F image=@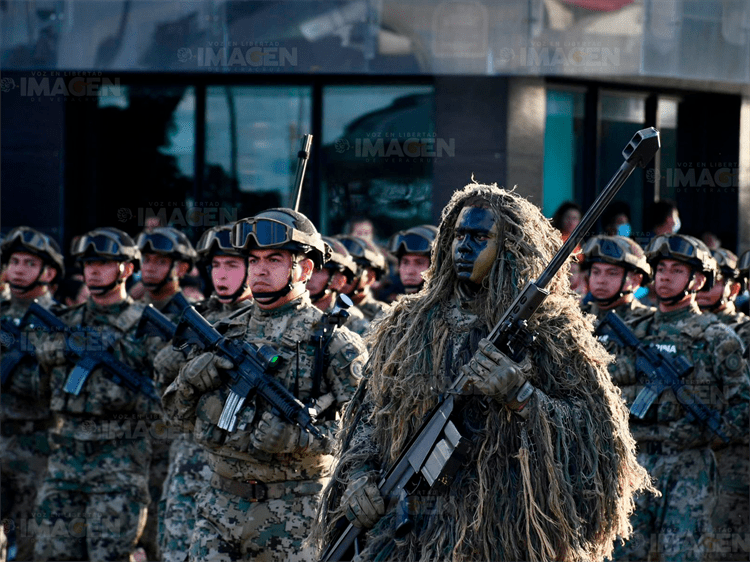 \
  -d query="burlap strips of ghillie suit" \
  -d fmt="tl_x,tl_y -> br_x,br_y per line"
313,181 -> 654,562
